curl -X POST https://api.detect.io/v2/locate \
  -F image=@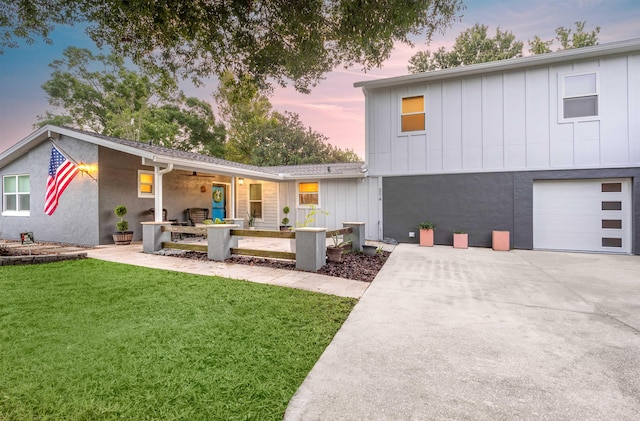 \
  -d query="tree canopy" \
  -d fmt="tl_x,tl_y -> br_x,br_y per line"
37,46 -> 226,157
528,21 -> 600,54
214,72 -> 359,166
2,0 -> 464,92
408,23 -> 522,72
409,21 -> 600,73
